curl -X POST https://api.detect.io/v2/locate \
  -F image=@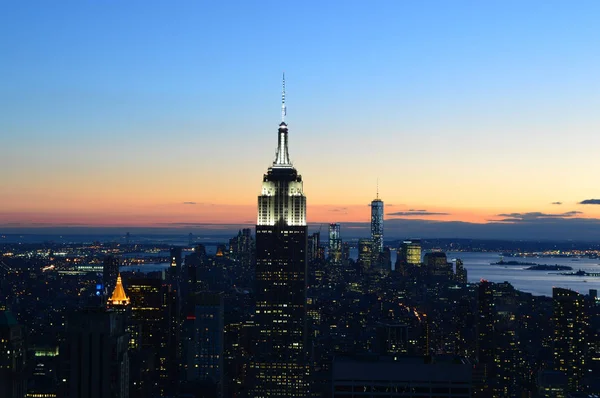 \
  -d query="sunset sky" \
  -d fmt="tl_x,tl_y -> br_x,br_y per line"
2,1 -> 600,237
